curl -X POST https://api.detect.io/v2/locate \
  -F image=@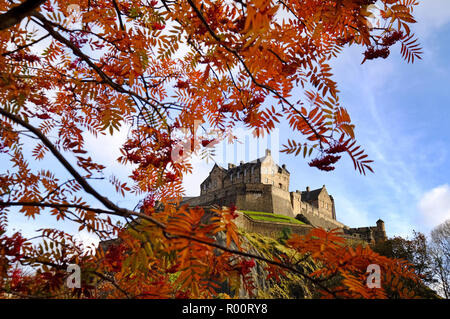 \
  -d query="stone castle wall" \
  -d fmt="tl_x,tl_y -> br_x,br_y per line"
234,213 -> 367,243
299,208 -> 345,230
343,221 -> 387,244
270,184 -> 294,217
184,182 -> 294,217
